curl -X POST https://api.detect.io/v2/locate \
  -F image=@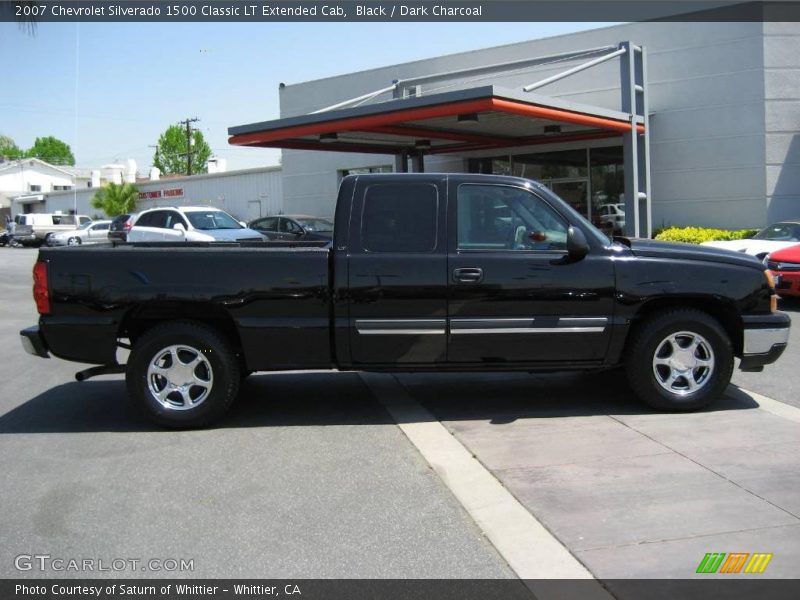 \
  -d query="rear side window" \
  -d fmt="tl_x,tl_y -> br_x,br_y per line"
136,211 -> 168,228
252,217 -> 277,231
361,183 -> 438,253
